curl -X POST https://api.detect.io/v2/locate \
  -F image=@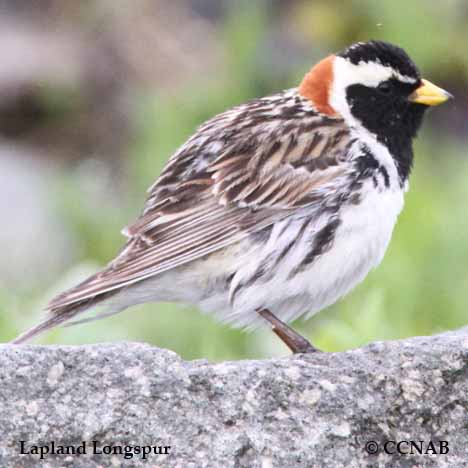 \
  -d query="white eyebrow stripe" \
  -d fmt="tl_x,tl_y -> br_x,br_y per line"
340,43 -> 419,84
333,56 -> 418,91
369,61 -> 418,84
395,73 -> 418,83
